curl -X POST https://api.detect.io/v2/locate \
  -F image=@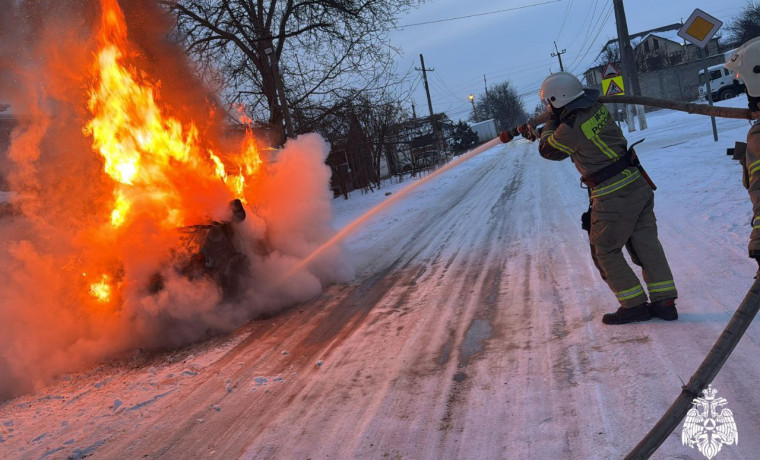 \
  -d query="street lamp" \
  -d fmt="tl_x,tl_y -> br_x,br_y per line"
468,94 -> 476,121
